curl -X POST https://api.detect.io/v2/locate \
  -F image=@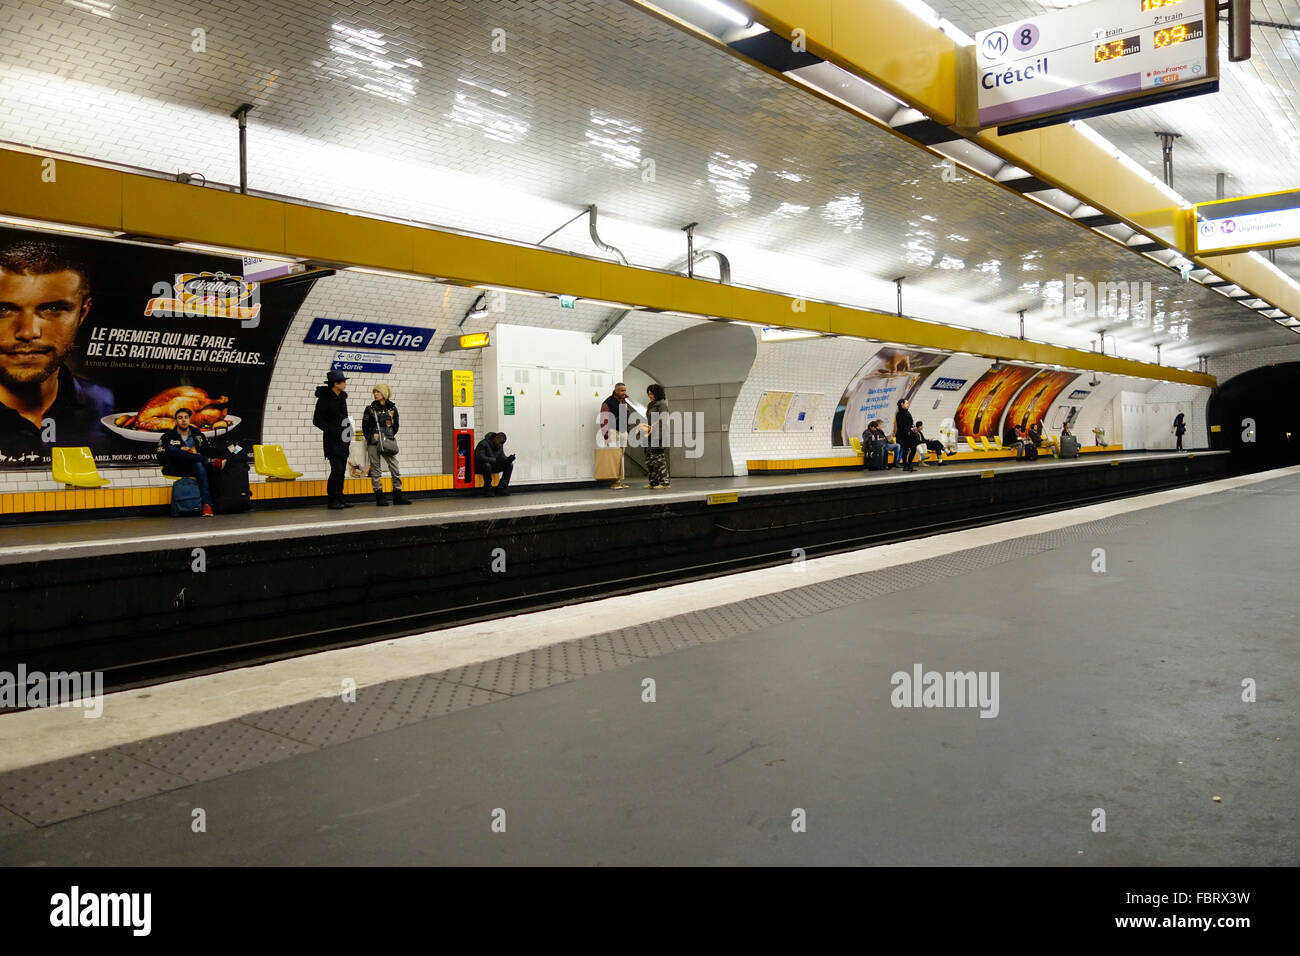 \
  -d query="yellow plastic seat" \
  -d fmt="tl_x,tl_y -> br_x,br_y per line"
52,447 -> 110,488
849,436 -> 863,455
988,436 -> 1002,450
254,444 -> 303,480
